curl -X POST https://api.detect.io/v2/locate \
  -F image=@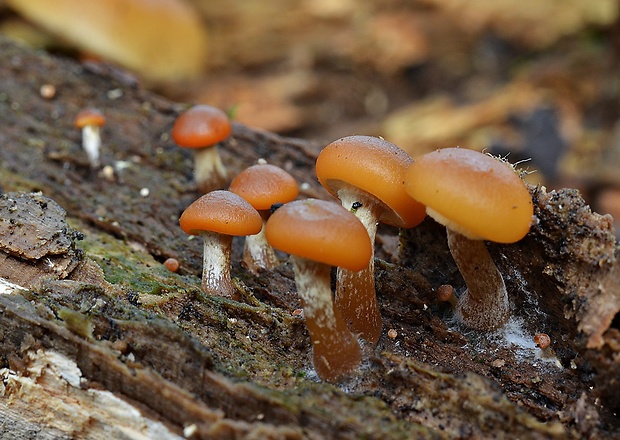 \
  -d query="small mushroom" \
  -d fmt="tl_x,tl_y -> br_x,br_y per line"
405,147 -> 534,331
315,135 -> 426,343
264,198 -> 372,382
534,333 -> 551,350
179,190 -> 262,298
163,257 -> 180,273
172,105 -> 232,193
229,163 -> 299,273
74,107 -> 106,168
